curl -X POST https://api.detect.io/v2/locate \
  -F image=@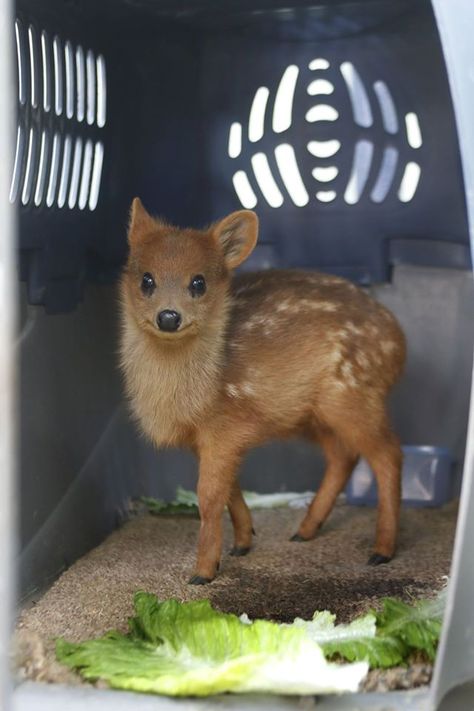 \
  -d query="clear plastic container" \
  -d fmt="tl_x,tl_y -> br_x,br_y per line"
346,445 -> 454,507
